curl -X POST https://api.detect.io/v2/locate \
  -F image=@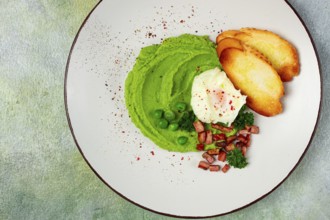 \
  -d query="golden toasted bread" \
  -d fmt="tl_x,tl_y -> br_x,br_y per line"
216,37 -> 243,57
216,30 -> 241,44
216,28 -> 299,81
218,38 -> 284,116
